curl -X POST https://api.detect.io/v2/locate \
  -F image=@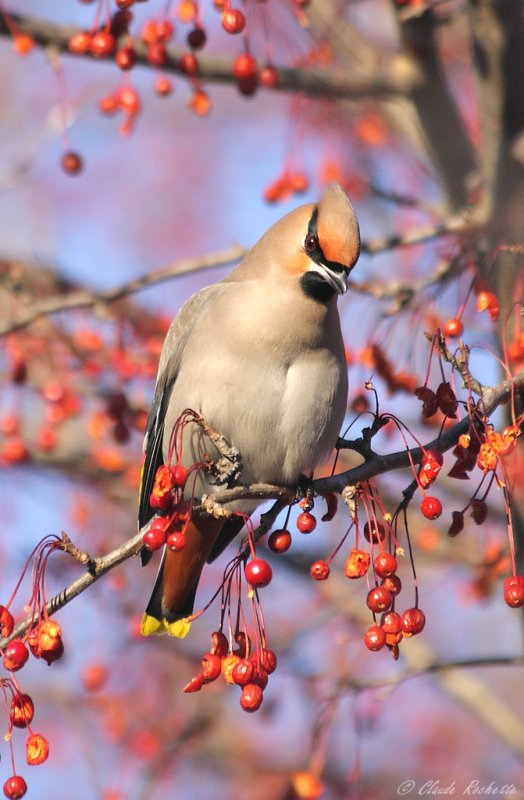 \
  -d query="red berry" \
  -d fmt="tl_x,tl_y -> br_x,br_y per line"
147,42 -> 168,67
0,606 -> 14,637
182,673 -> 204,693
310,560 -> 330,580
345,548 -> 370,579
443,318 -> 464,338
244,558 -> 272,588
420,496 -> 442,520
374,552 -> 397,578
3,640 -> 29,672
237,75 -> 259,97
364,625 -> 386,651
221,8 -> 246,34
240,683 -> 263,712
154,76 -> 173,96
142,523 -> 167,551
187,27 -> 207,49
268,529 -> 291,553
380,611 -> 402,634
400,608 -> 426,636
13,34 -> 34,56
166,531 -> 186,552
171,464 -> 187,488
232,658 -> 254,686
233,53 -> 257,80
10,694 -> 34,729
110,9 -> 132,37
61,151 -> 83,175
418,449 -> 443,489
189,89 -> 211,116
155,20 -> 174,42
381,574 -> 402,596
201,653 -> 222,683
363,521 -> 386,544
99,94 -> 119,114
296,512 -> 316,534
3,776 -> 27,799
116,0 -> 134,7
119,86 -> 141,115
26,732 -> 49,766
116,46 -> 136,70
259,64 -> 279,88
503,575 -> 524,608
68,31 -> 91,54
366,586 -> 392,613
81,663 -> 108,692
253,647 -> 277,674
251,662 -> 269,689
178,52 -> 199,75
90,31 -> 115,57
